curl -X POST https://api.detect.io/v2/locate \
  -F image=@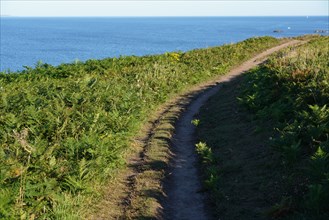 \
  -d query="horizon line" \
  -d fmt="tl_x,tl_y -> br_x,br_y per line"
1,15 -> 328,17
